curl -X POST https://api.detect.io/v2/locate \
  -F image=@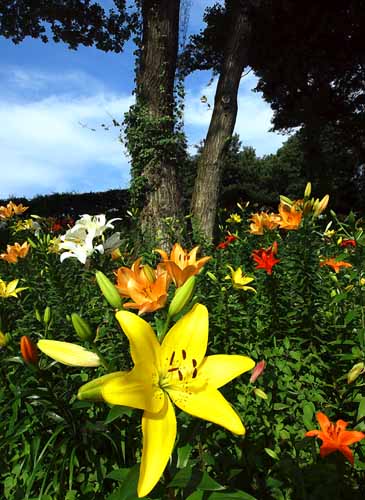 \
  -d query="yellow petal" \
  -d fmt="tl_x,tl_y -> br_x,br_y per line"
78,372 -> 126,401
161,304 -> 208,369
102,366 -> 165,413
115,310 -> 161,369
199,355 -> 255,388
169,387 -> 245,435
138,397 -> 177,498
37,340 -> 100,367
7,279 -> 19,294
